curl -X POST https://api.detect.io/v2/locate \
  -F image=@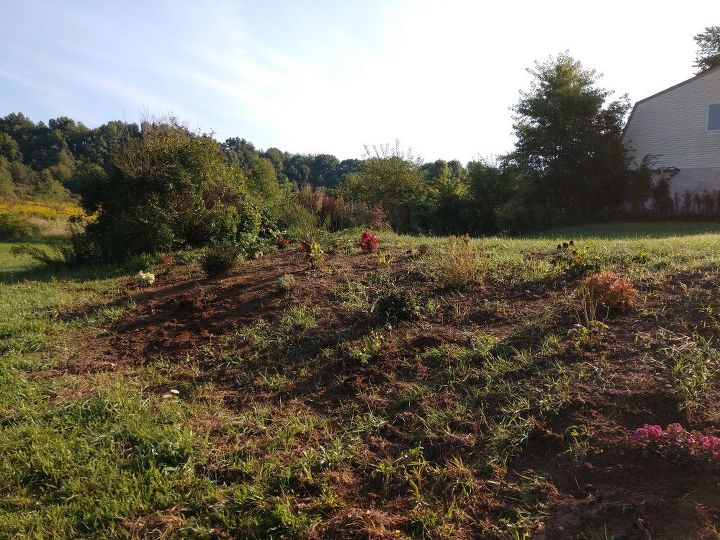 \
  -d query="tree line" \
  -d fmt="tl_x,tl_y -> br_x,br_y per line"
1,28 -> 719,260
